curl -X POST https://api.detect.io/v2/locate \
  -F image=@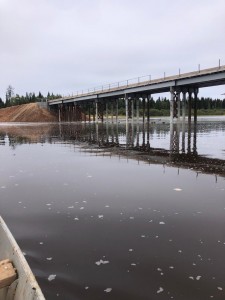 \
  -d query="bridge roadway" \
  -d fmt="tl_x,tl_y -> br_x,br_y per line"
48,65 -> 225,123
